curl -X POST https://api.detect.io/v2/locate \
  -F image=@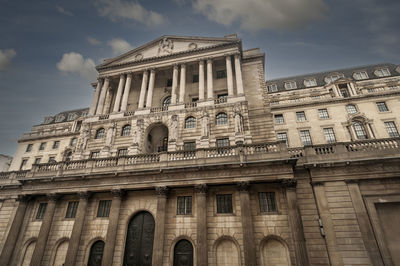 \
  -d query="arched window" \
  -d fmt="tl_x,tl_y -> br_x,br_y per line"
163,96 -> 171,107
70,138 -> 77,146
174,240 -> 193,266
95,128 -> 105,139
88,240 -> 105,266
346,104 -> 357,114
216,112 -> 228,125
185,116 -> 196,129
65,151 -> 72,161
121,125 -> 131,136
353,121 -> 368,139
